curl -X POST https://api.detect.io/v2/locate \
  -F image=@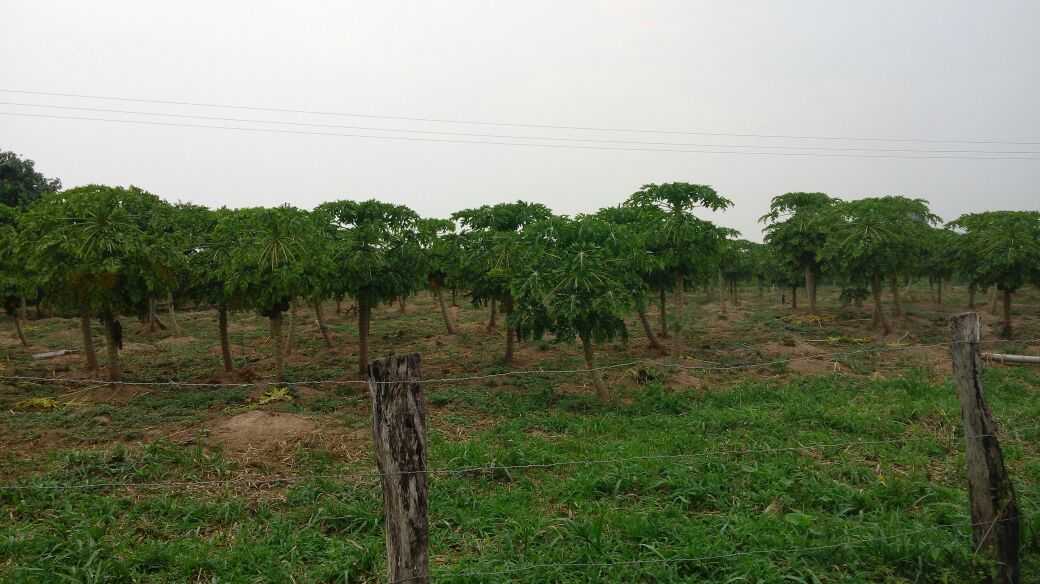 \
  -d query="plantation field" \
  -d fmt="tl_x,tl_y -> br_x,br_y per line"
2,287 -> 1040,582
